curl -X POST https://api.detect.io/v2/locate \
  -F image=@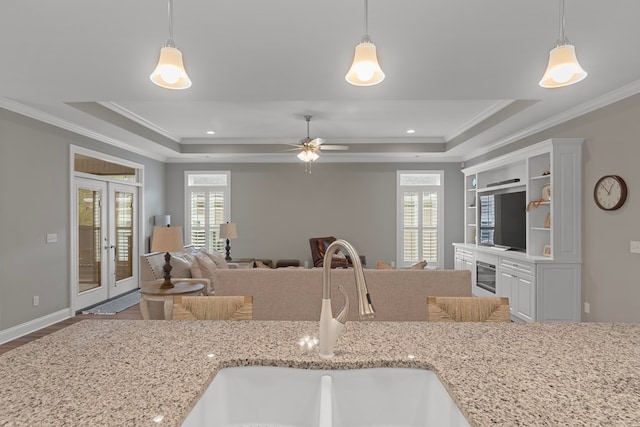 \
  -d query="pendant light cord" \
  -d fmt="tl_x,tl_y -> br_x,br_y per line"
558,0 -> 567,45
361,0 -> 372,43
166,0 -> 175,47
